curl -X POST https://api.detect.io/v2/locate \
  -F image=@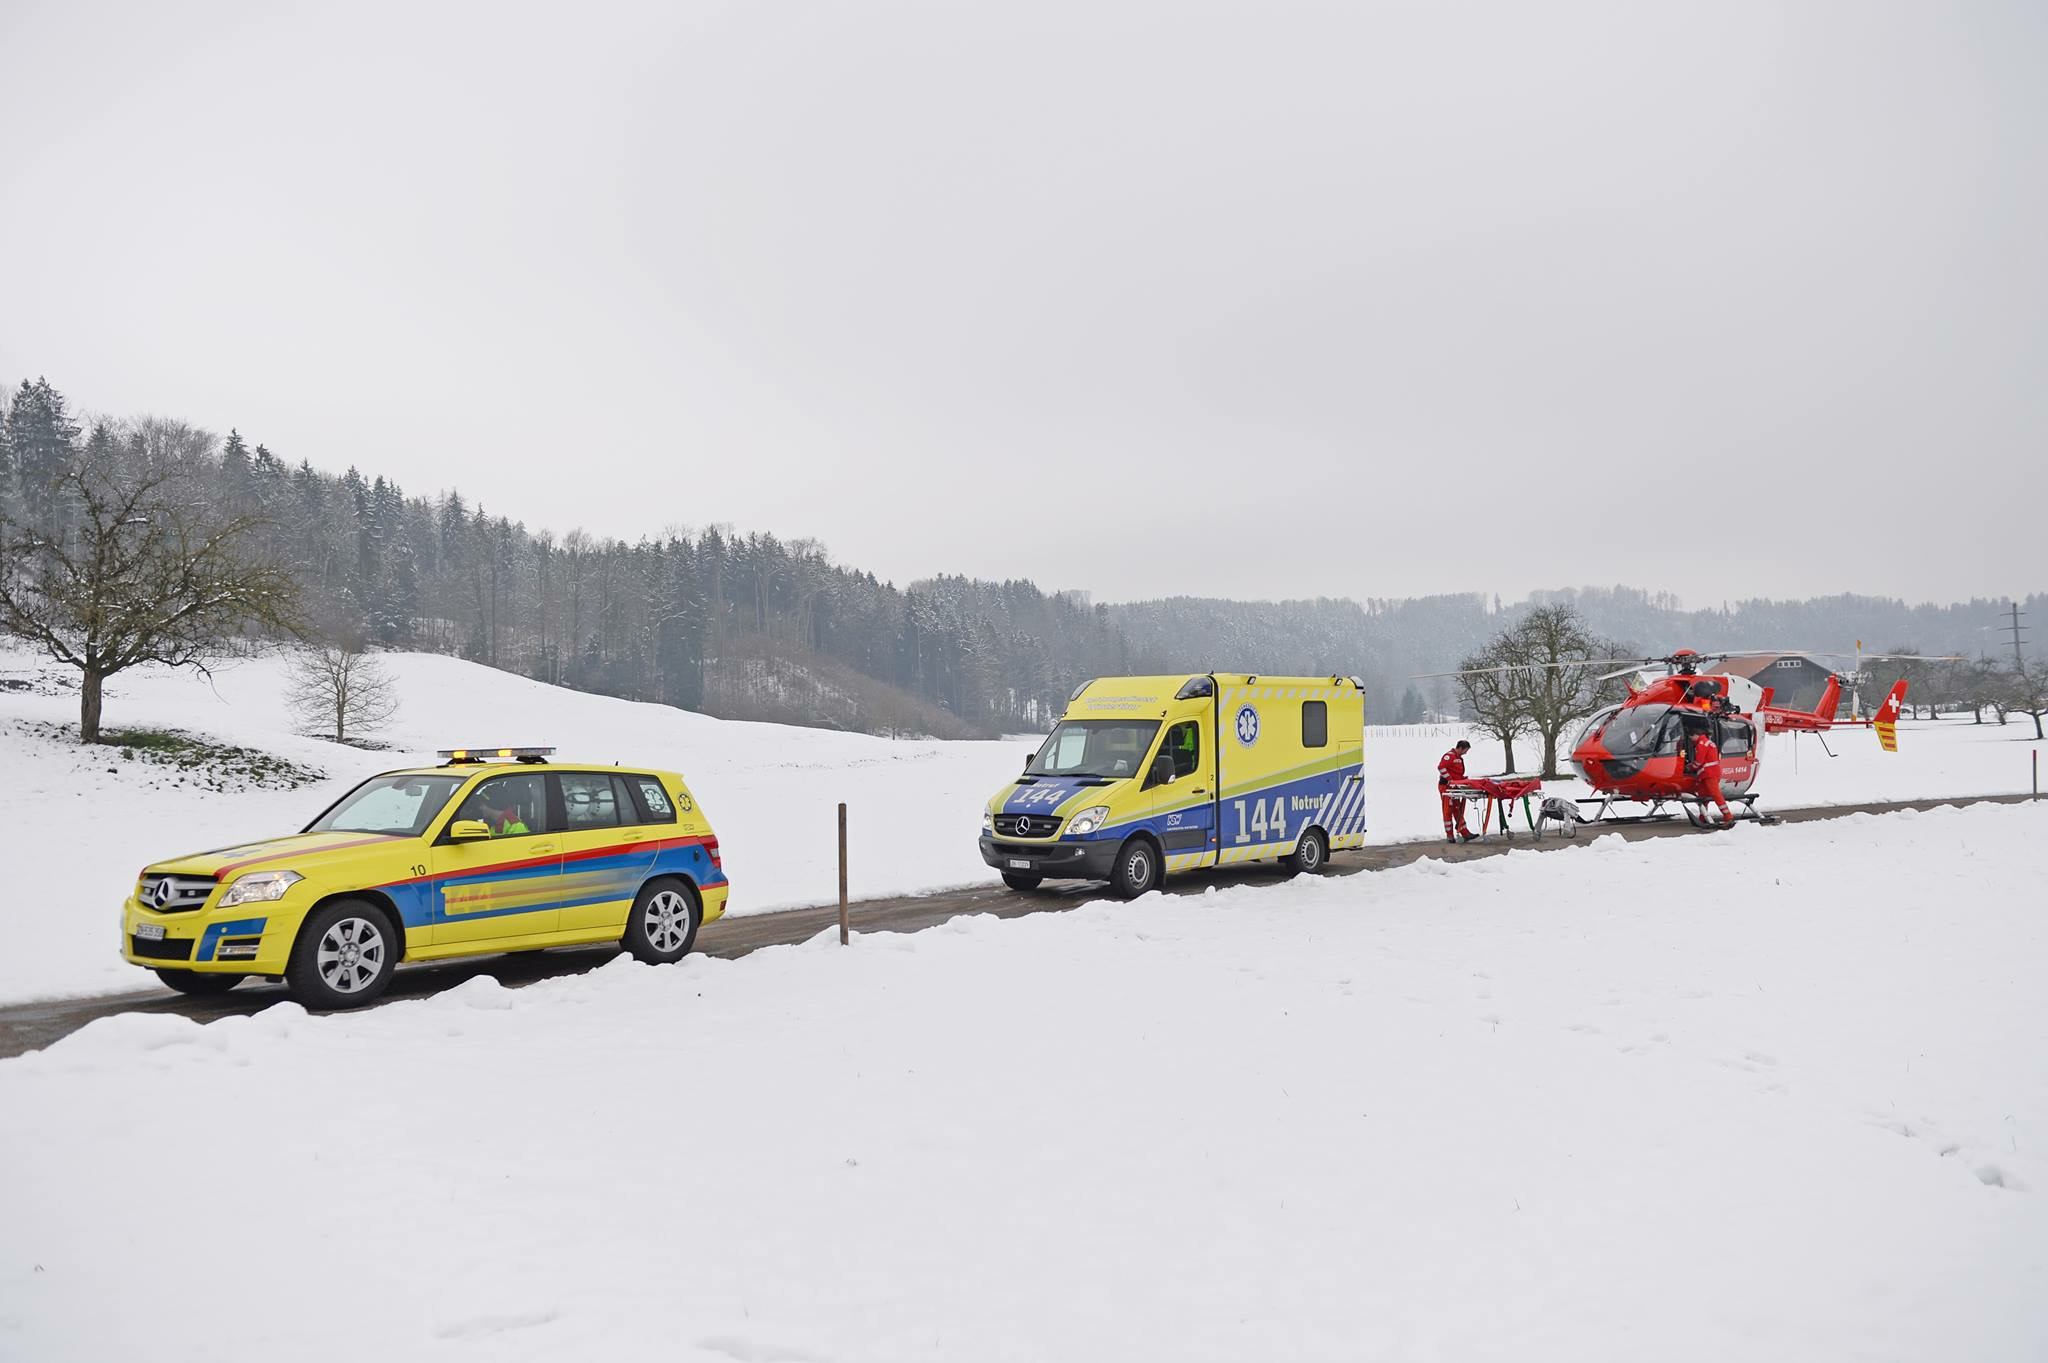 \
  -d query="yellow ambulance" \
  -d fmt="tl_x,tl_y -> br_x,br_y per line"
979,675 -> 1366,897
